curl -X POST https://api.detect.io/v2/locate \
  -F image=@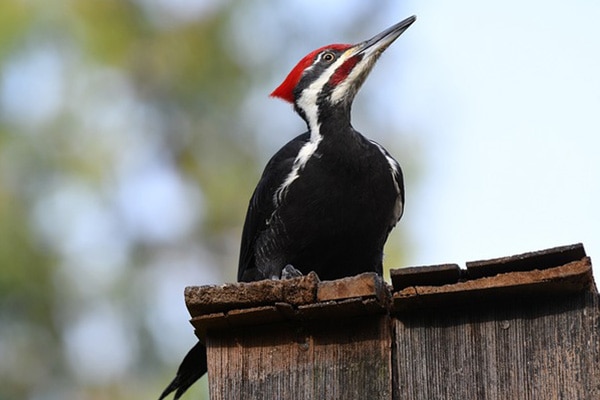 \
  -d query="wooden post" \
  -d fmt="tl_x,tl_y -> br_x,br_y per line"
186,272 -> 392,399
206,314 -> 391,399
393,291 -> 599,400
184,244 -> 598,399
391,244 -> 598,400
